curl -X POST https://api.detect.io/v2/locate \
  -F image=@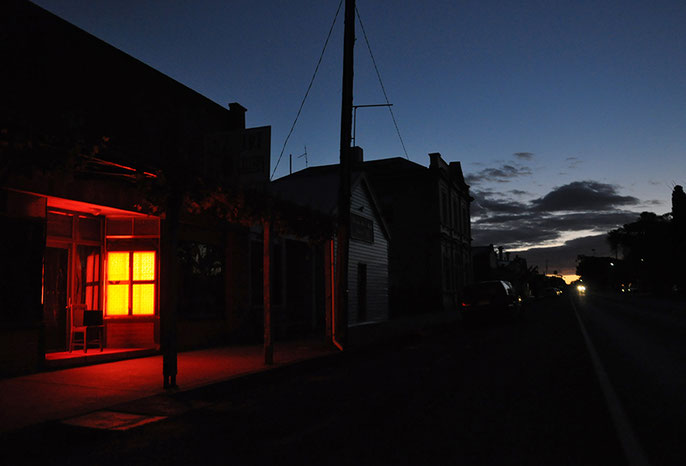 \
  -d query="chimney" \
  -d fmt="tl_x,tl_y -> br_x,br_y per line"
429,152 -> 449,171
429,152 -> 441,169
350,146 -> 363,165
228,102 -> 247,129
